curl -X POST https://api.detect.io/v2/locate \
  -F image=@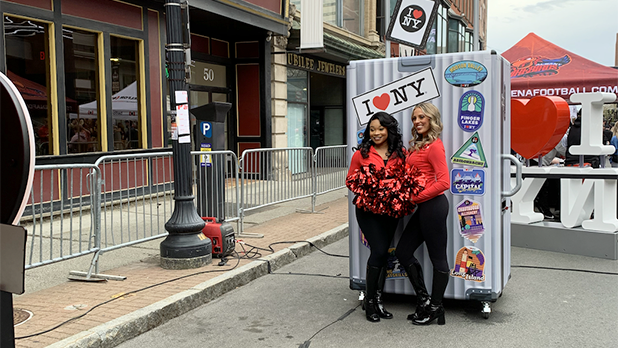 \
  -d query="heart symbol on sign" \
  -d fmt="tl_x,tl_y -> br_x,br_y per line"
373,93 -> 390,111
413,9 -> 423,19
511,96 -> 570,159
